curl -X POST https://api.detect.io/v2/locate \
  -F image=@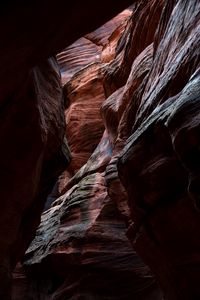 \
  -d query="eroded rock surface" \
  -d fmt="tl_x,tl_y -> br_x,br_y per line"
18,5 -> 163,300
118,1 -> 200,299
0,57 -> 70,300
0,1 -> 134,299
9,0 -> 200,299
